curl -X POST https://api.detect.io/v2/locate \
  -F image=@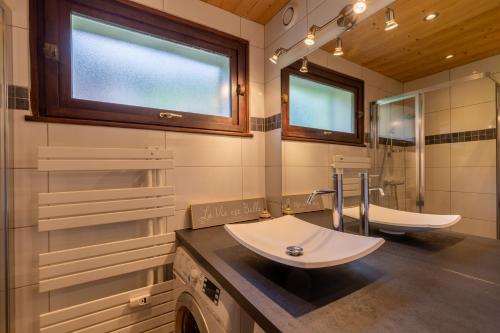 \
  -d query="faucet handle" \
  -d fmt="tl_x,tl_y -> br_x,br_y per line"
369,186 -> 385,196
